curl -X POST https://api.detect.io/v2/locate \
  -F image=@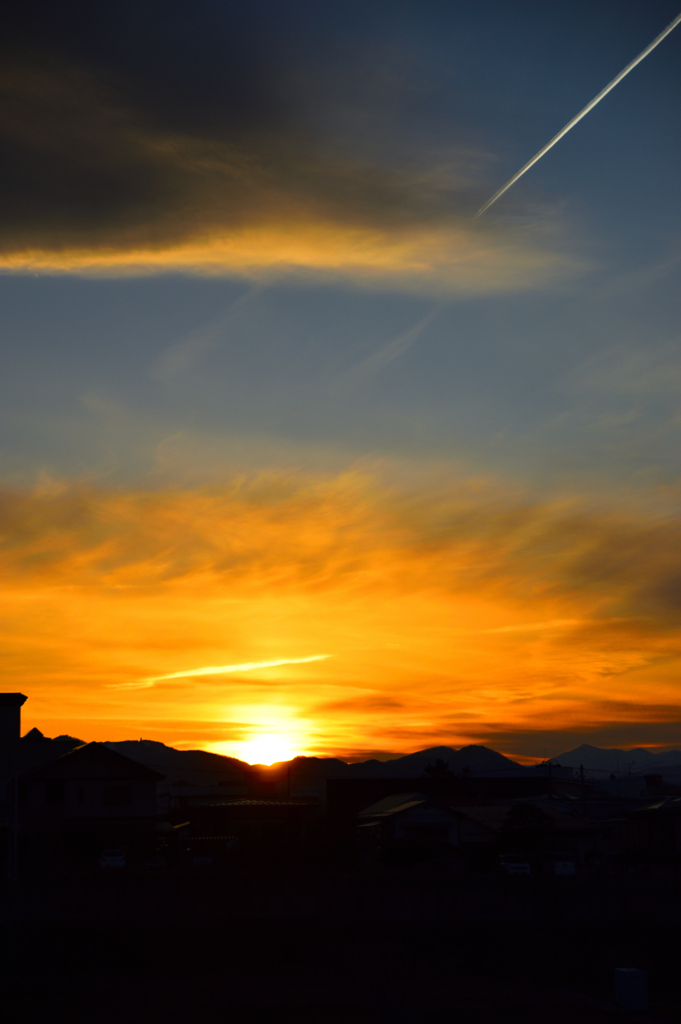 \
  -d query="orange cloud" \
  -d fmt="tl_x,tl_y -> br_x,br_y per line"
3,470 -> 681,758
